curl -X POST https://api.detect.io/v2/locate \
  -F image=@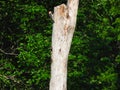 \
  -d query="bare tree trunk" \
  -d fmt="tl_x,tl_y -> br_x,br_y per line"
49,0 -> 79,90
